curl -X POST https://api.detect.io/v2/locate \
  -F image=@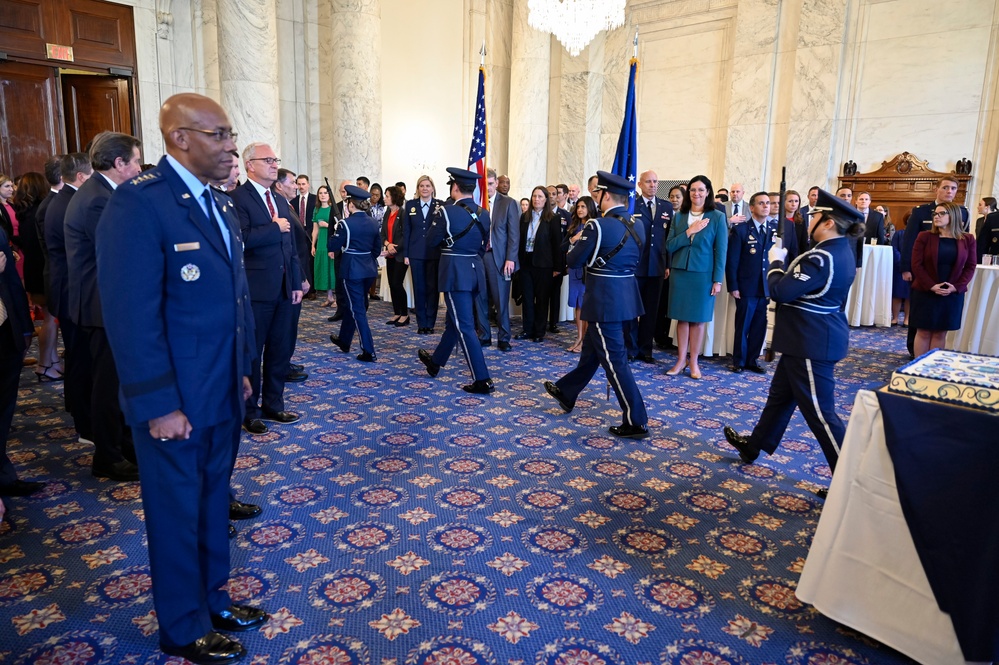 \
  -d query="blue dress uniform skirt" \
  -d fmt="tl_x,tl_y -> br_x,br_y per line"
667,269 -> 715,323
